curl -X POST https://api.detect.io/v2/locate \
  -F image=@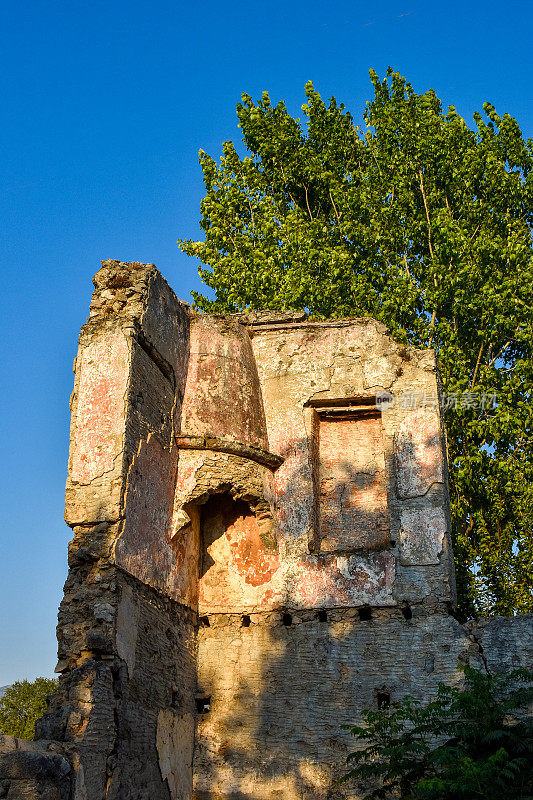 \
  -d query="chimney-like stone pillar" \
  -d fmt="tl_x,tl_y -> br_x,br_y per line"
35,261 -> 196,800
